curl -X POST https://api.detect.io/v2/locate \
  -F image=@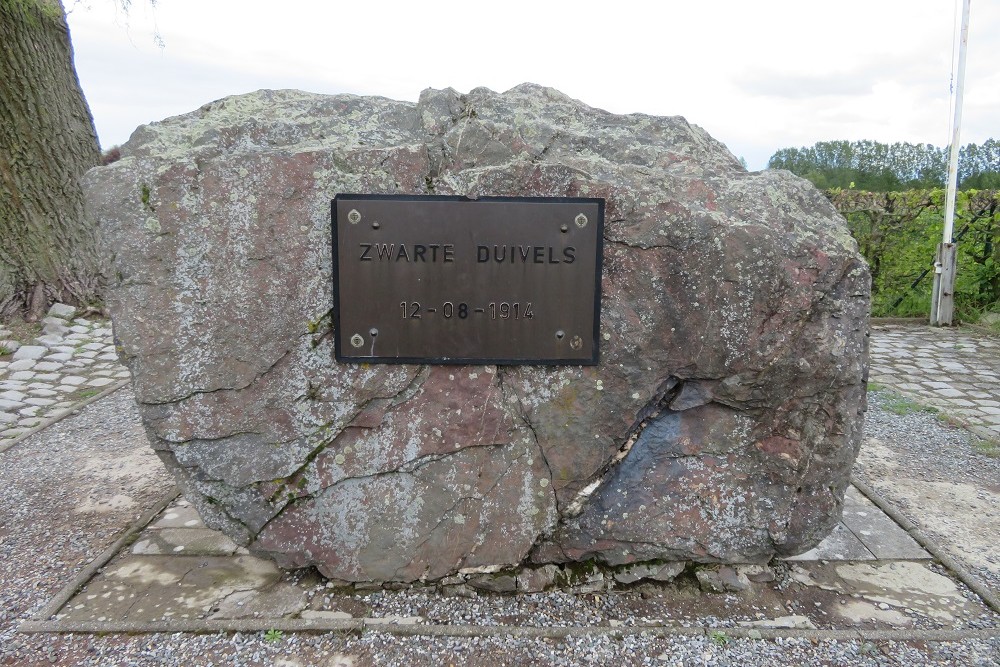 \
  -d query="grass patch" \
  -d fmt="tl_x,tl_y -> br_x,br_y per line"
877,292 -> 931,319
932,412 -> 968,429
973,438 -> 1000,458
708,630 -> 730,646
76,389 -> 100,399
882,394 -> 937,416
867,381 -> 886,392
1,317 -> 42,345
